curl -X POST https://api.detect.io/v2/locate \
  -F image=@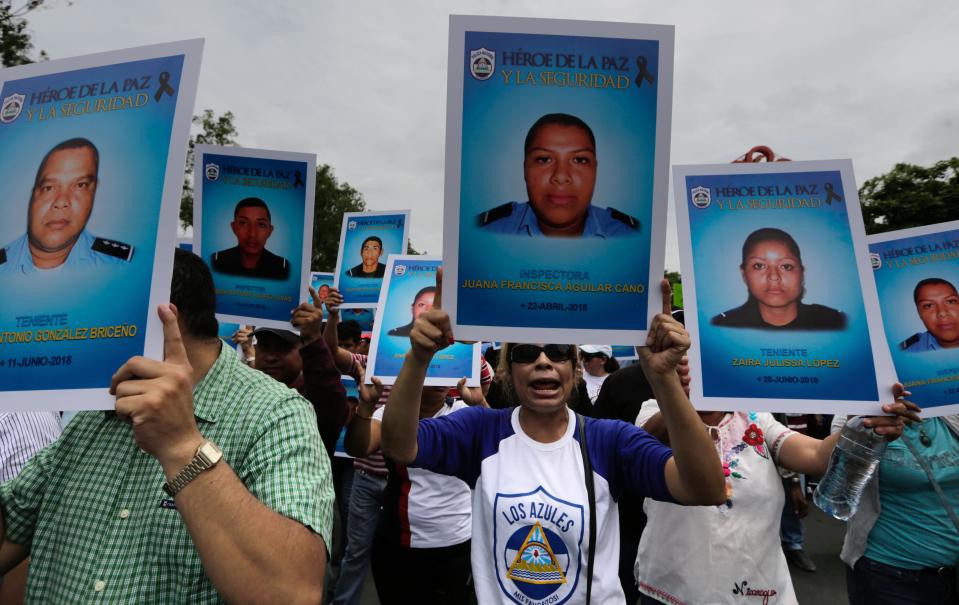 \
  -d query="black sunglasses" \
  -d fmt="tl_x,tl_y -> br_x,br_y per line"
509,344 -> 574,364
